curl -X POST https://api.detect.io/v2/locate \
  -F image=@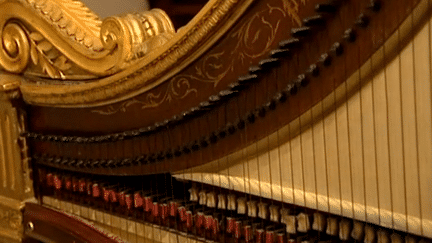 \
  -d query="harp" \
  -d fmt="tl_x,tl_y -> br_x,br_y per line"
0,0 -> 431,242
